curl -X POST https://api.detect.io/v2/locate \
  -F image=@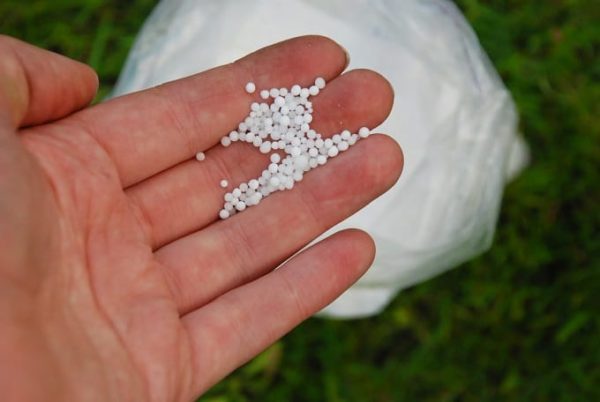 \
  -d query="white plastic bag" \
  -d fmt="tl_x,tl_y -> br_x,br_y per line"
112,0 -> 528,318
